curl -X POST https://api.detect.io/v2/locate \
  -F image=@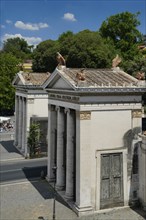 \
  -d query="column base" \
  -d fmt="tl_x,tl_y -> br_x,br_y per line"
73,203 -> 93,217
55,184 -> 65,191
65,192 -> 73,200
46,176 -> 55,183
